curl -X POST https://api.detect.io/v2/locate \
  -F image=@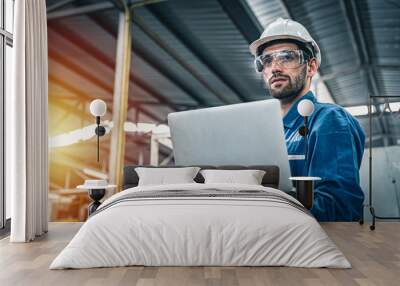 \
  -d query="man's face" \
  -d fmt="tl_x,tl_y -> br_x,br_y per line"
261,43 -> 308,103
